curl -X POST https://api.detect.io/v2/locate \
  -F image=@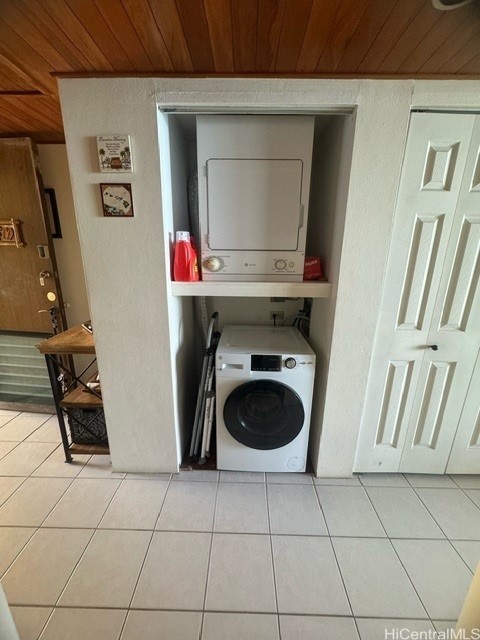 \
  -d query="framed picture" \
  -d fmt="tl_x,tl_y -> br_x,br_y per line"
97,134 -> 132,173
44,188 -> 62,238
100,183 -> 134,217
